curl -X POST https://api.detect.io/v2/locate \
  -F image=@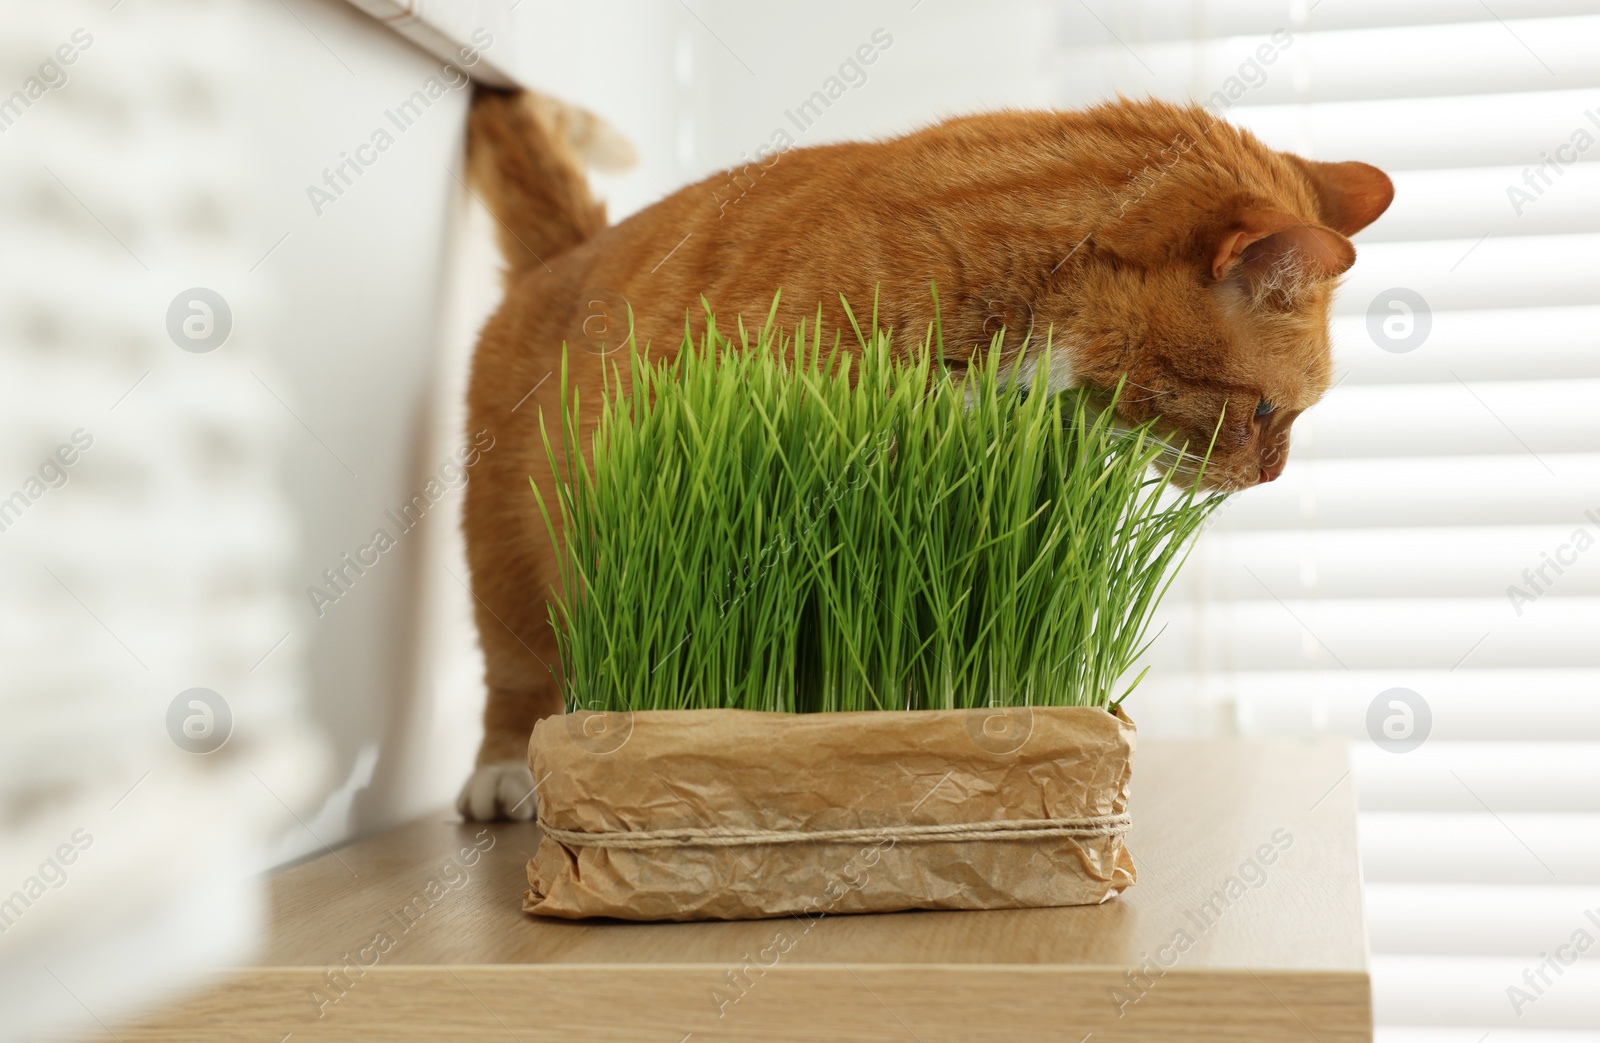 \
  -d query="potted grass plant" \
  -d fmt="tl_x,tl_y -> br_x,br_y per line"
523,301 -> 1222,921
